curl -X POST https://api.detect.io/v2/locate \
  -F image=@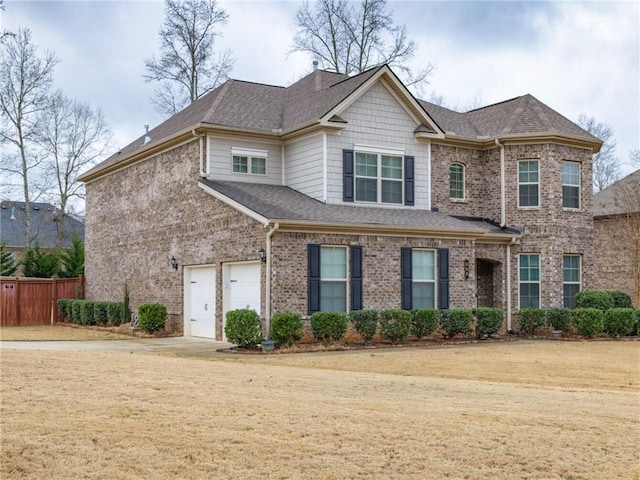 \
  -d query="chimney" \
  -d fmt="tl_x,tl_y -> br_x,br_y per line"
313,60 -> 318,71
143,125 -> 151,145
